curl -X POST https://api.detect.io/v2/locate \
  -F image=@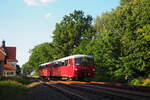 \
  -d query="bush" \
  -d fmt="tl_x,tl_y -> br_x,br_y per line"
130,78 -> 142,86
142,79 -> 150,86
0,80 -> 28,100
130,78 -> 150,86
